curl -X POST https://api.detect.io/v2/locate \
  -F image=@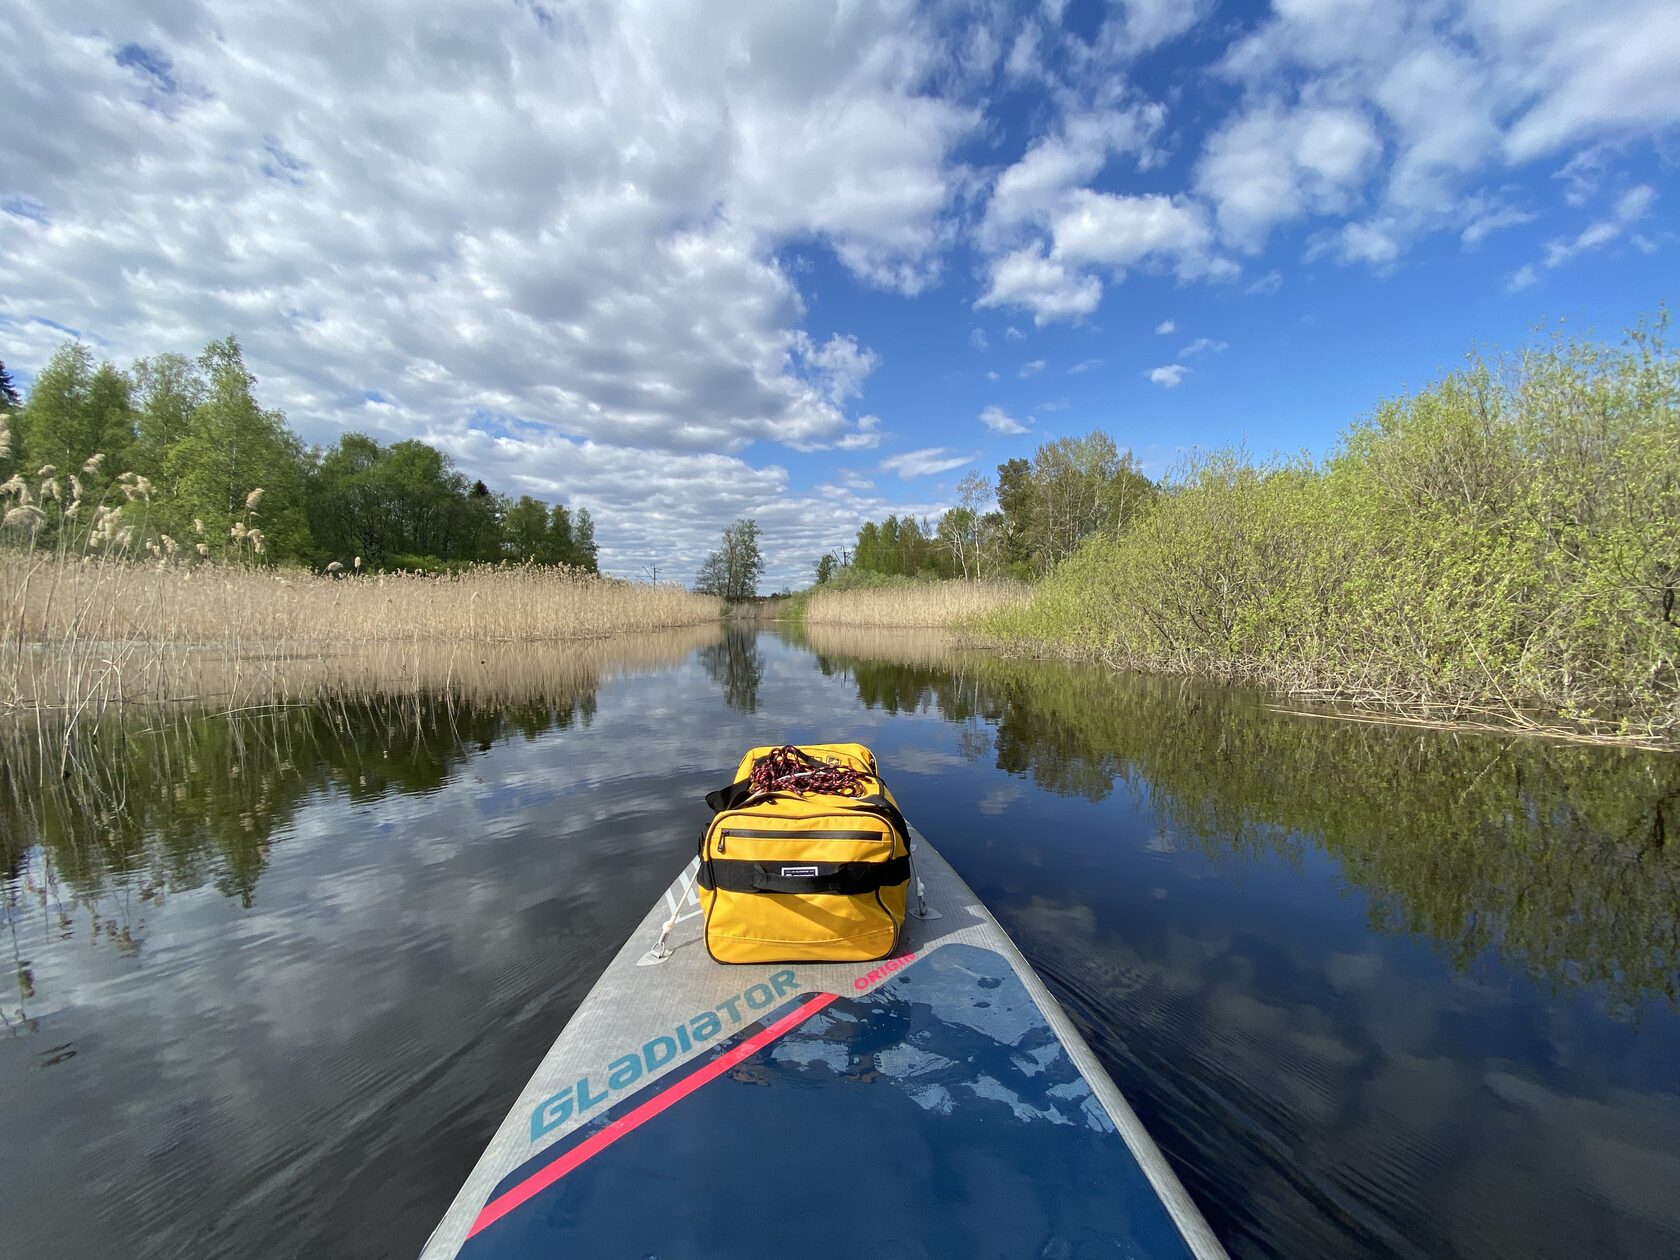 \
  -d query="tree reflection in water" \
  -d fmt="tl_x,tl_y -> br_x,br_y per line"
790,624 -> 1680,1014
